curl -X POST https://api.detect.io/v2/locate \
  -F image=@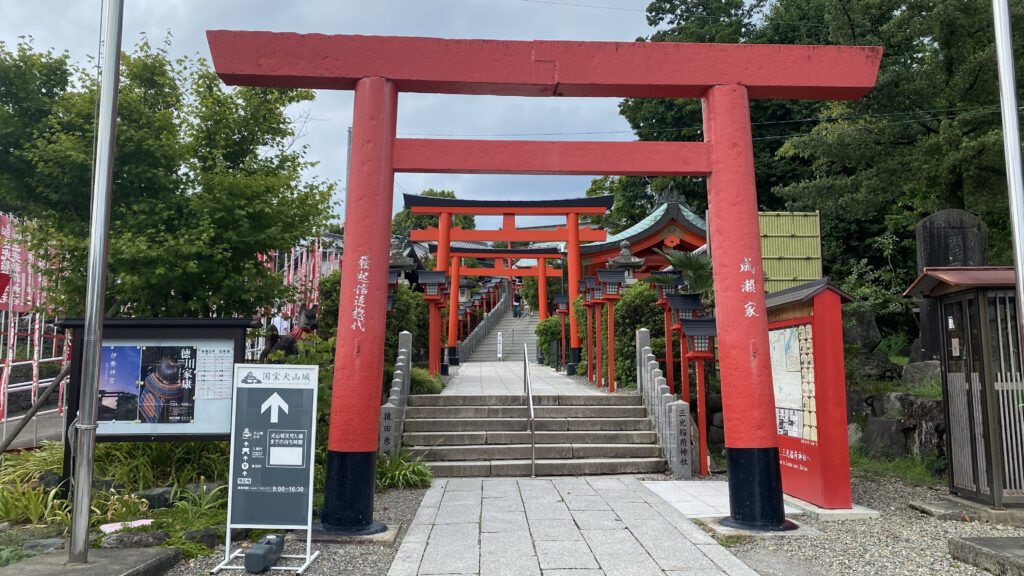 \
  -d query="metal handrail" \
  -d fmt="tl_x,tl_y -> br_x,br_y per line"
523,343 -> 536,478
